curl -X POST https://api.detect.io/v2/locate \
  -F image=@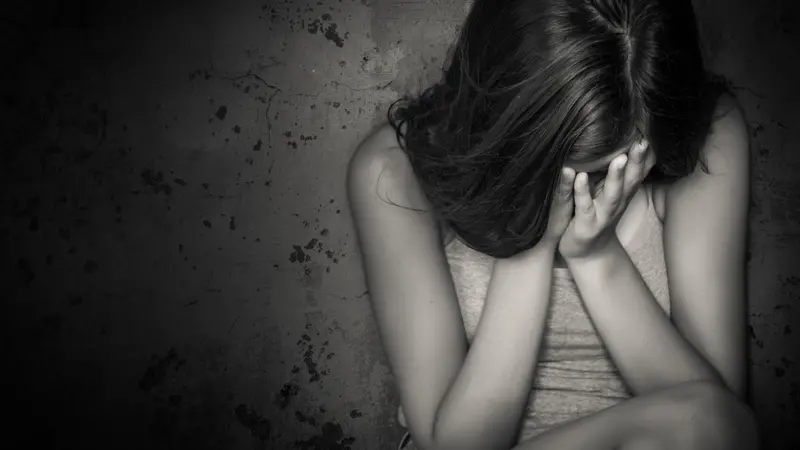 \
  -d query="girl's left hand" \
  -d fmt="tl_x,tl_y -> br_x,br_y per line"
558,140 -> 656,261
